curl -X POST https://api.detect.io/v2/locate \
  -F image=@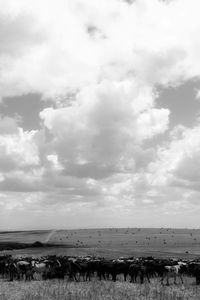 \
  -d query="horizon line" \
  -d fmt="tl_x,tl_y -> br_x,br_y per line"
1,226 -> 200,233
